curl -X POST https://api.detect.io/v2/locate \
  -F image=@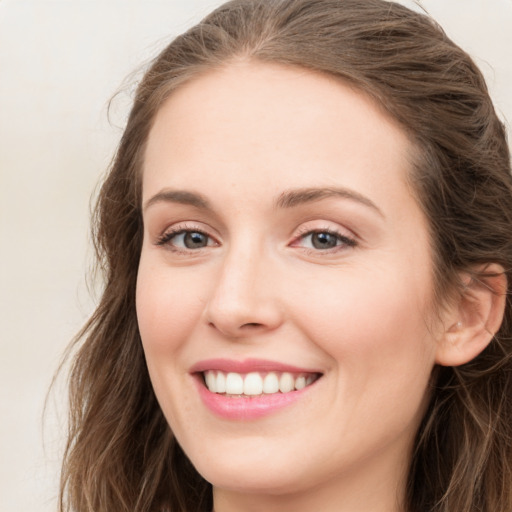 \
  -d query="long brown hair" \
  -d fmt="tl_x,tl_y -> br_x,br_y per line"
59,1 -> 512,511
